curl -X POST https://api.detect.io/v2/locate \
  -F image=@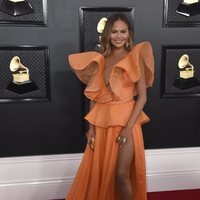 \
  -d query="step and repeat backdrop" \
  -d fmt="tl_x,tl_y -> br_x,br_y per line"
0,0 -> 200,157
